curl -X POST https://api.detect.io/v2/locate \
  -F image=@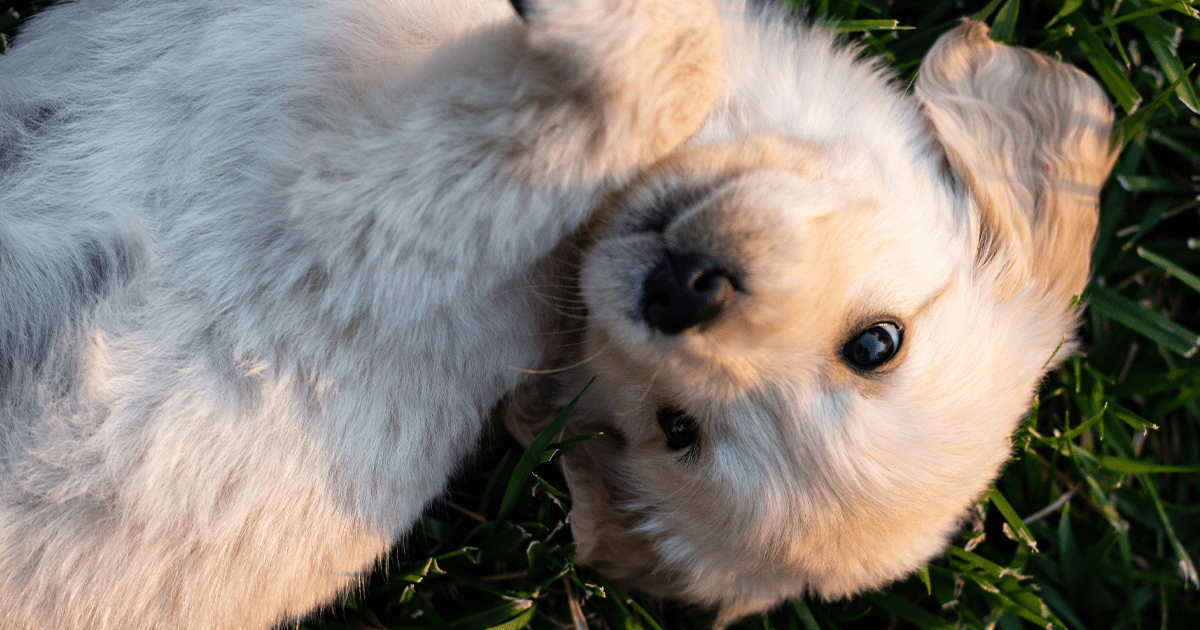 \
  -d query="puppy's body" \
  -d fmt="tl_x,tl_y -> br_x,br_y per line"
0,0 -> 721,626
0,0 -> 1114,627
